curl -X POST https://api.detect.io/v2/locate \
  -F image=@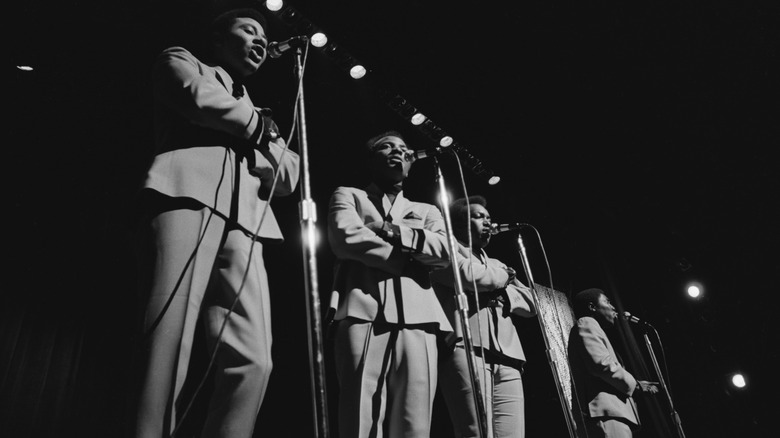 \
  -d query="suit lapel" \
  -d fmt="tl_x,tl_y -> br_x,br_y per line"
387,191 -> 409,223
